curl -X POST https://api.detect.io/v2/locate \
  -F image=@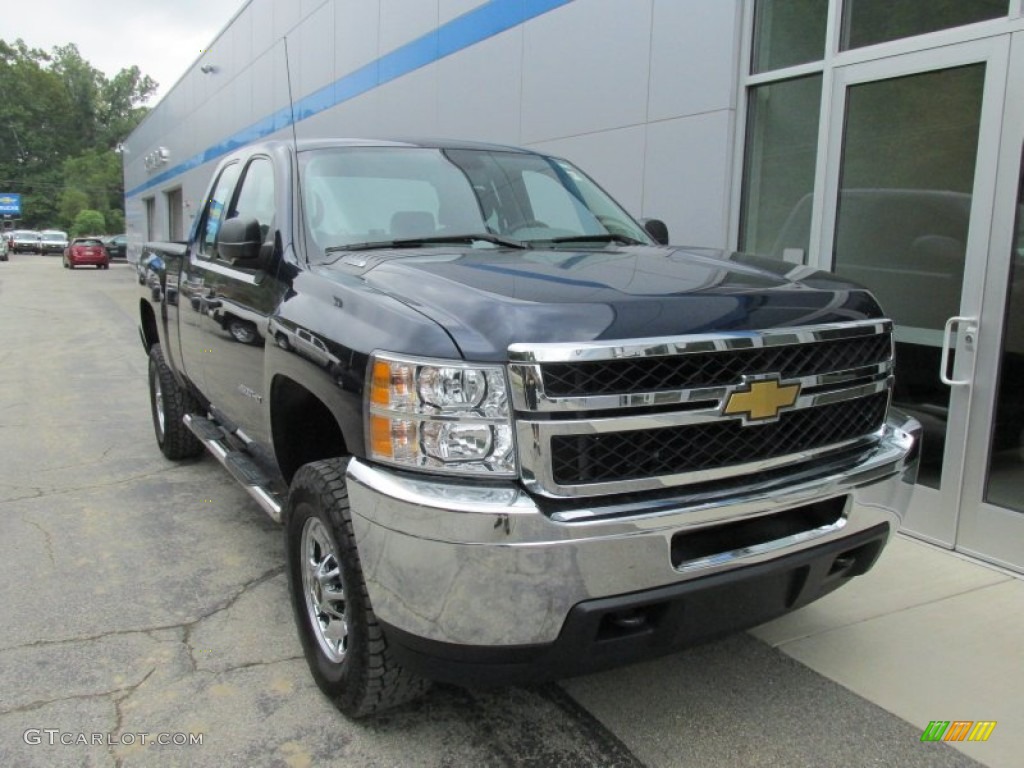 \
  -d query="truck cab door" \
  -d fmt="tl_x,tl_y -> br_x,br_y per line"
197,155 -> 286,445
179,161 -> 240,397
